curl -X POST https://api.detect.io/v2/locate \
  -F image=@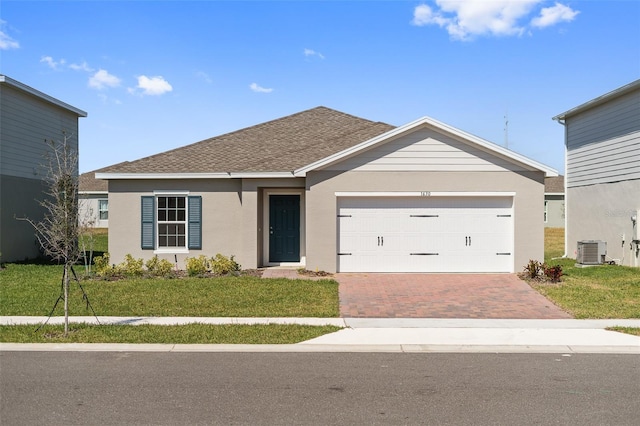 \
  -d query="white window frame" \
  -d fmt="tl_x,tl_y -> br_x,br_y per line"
98,199 -> 109,221
154,191 -> 189,253
544,200 -> 548,223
